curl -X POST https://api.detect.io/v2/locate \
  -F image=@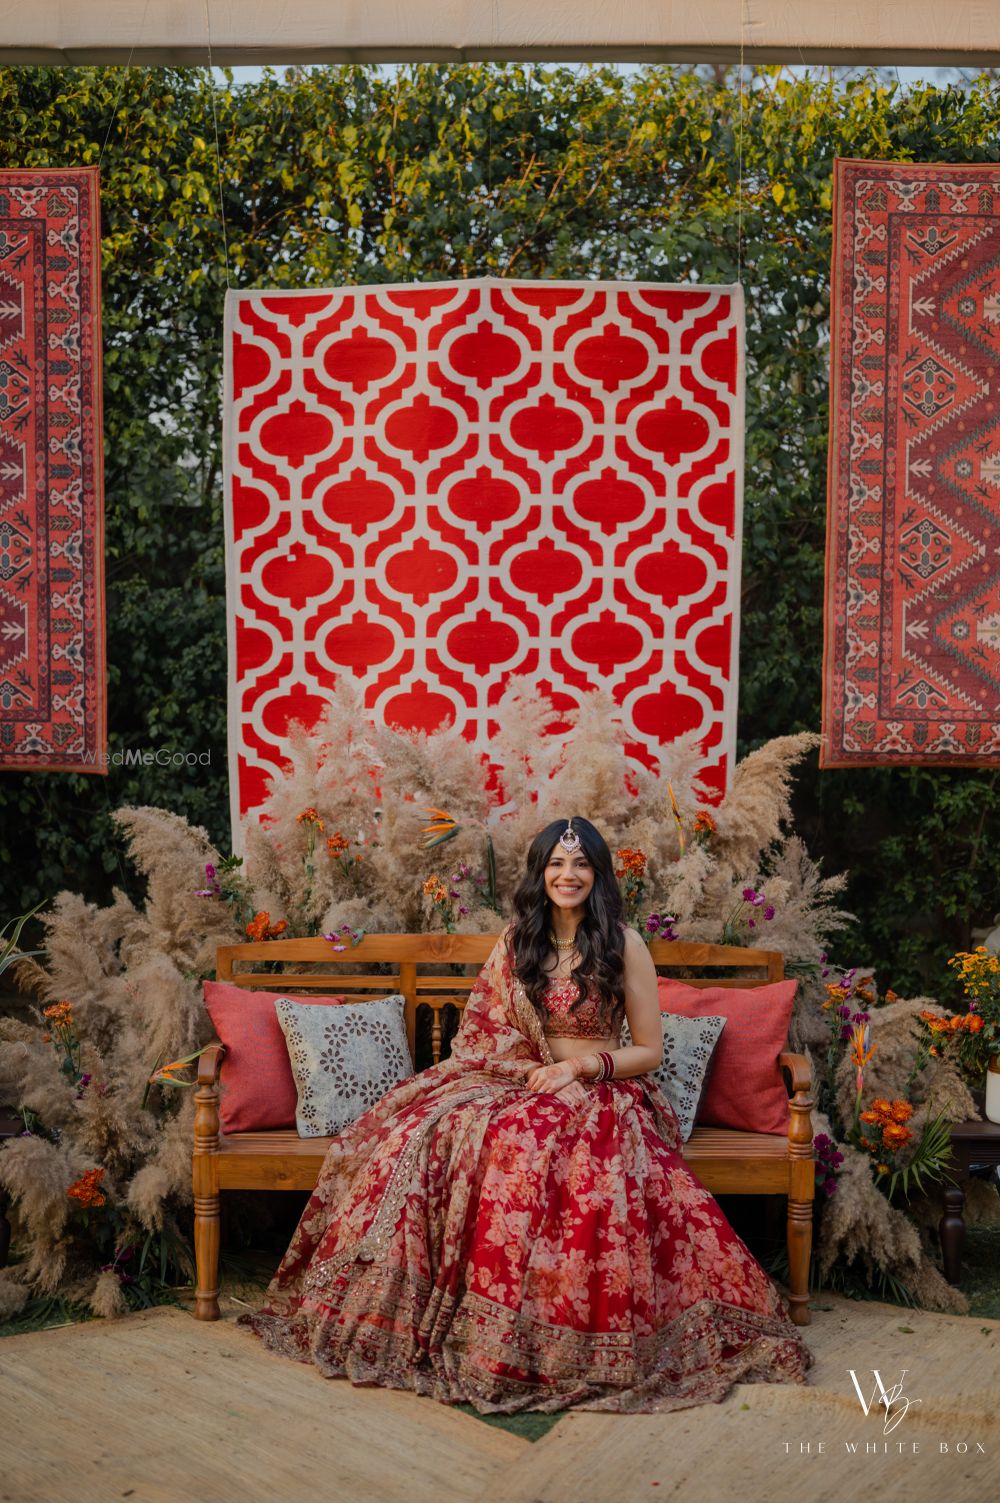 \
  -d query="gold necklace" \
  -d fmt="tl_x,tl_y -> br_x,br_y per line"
550,933 -> 577,950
